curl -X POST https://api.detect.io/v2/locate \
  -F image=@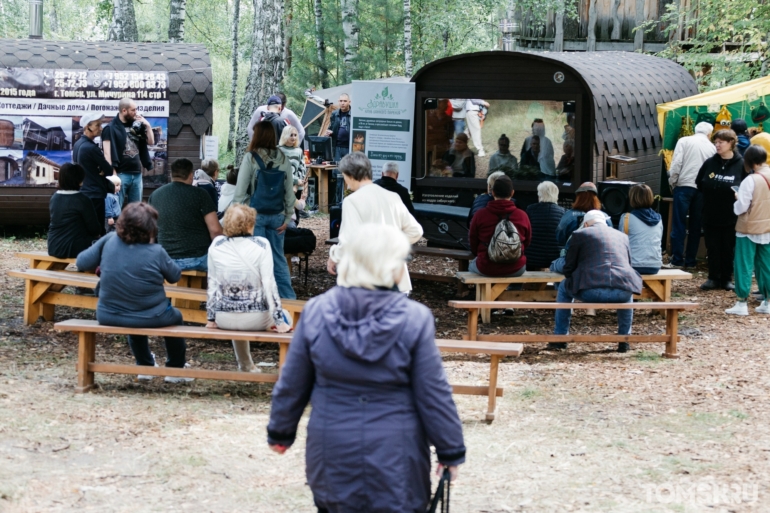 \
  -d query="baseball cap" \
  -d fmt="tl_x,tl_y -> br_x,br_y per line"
80,112 -> 105,128
575,182 -> 598,194
267,95 -> 282,106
